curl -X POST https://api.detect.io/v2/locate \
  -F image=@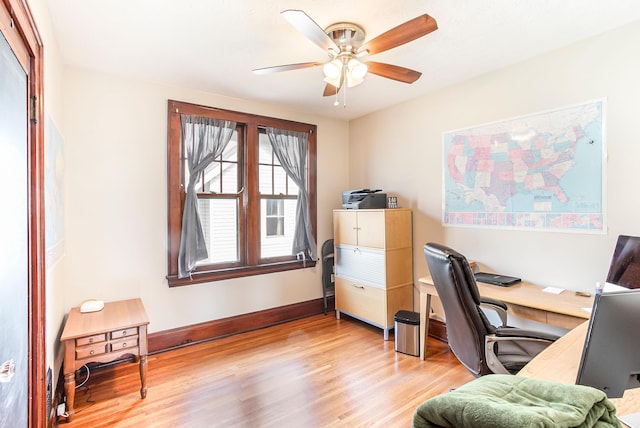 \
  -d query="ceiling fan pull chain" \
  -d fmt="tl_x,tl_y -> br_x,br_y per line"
343,64 -> 347,108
